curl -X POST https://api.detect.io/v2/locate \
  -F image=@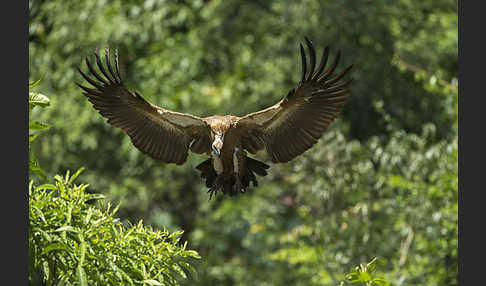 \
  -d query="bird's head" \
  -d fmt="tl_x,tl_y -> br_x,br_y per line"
212,132 -> 224,157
